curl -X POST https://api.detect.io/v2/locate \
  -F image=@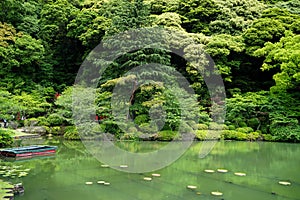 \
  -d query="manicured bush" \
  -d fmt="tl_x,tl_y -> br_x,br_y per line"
236,127 -> 254,133
221,130 -> 247,141
195,130 -> 207,140
50,126 -> 62,135
262,134 -> 275,141
157,130 -> 179,141
63,126 -> 80,140
179,122 -> 194,133
197,123 -> 208,130
47,113 -> 64,126
139,123 -> 158,134
24,118 -> 38,126
247,118 -> 260,129
209,122 -> 228,130
0,128 -> 14,147
228,124 -> 236,130
36,116 -> 50,126
247,131 -> 262,141
134,114 -> 149,125
120,132 -> 141,140
269,116 -> 300,142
